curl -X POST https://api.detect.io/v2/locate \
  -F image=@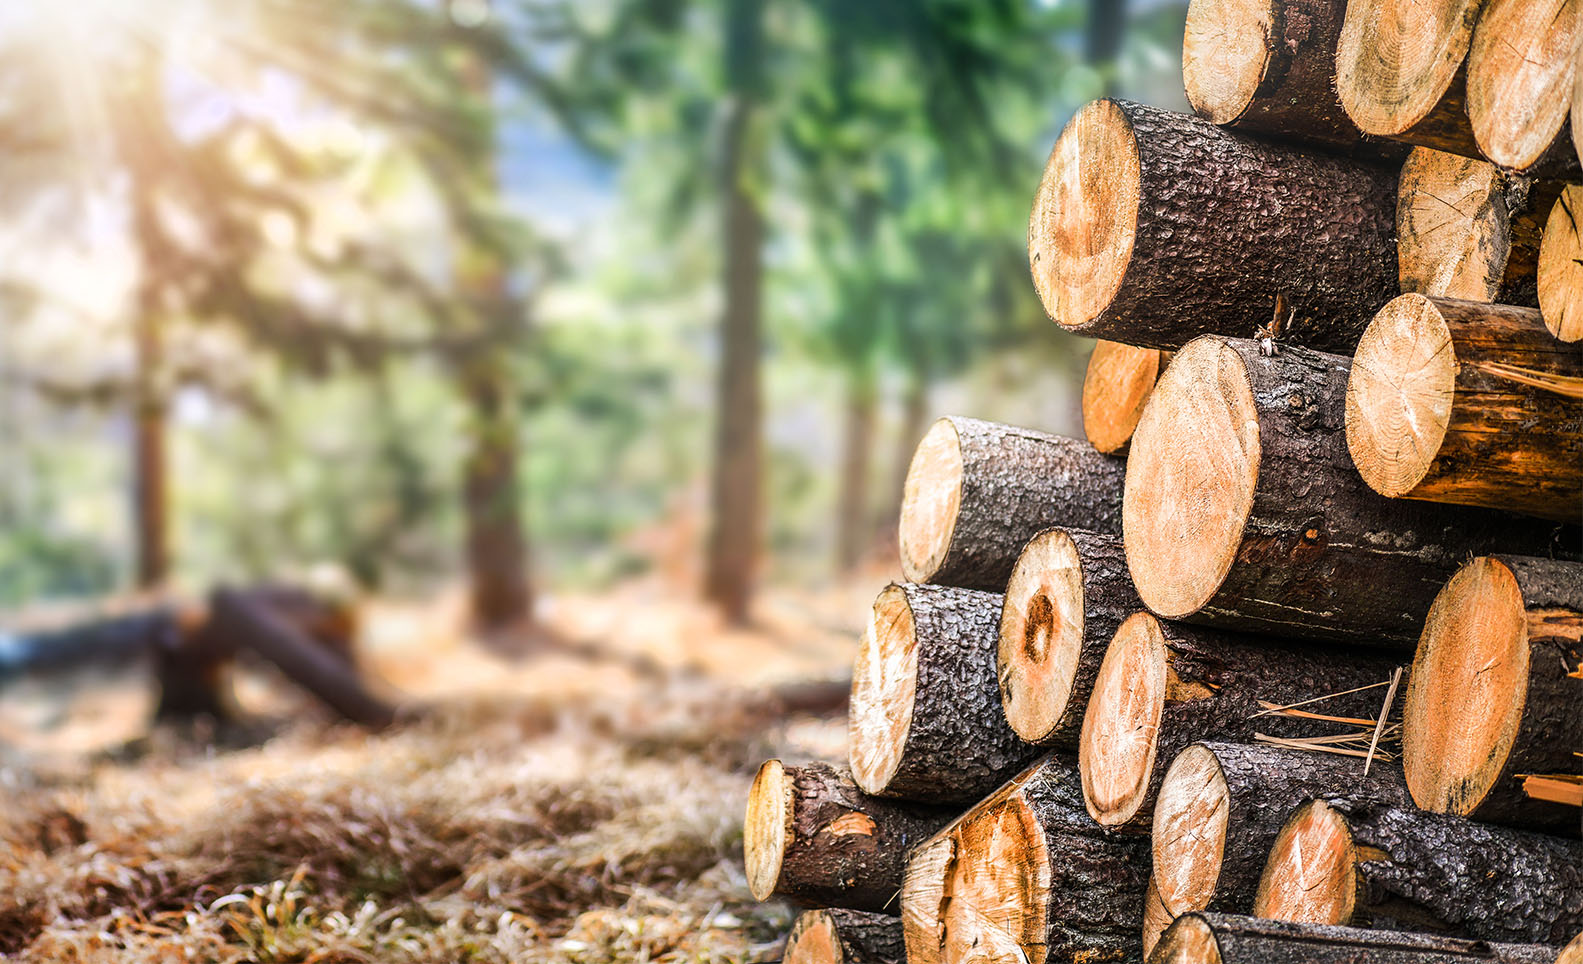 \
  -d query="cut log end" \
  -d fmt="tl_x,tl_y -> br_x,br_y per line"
1402,557 -> 1530,817
1395,148 -> 1509,302
1028,98 -> 1141,332
901,834 -> 954,964
1538,185 -> 1583,342
1151,743 -> 1230,917
1181,0 -> 1272,126
1344,293 -> 1456,498
998,528 -> 1088,744
1151,913 -> 1223,964
1123,338 -> 1259,619
938,799 -> 1049,964
1252,800 -> 1356,926
1143,875 -> 1175,959
898,419 -> 964,584
1466,0 -> 1575,171
743,759 -> 789,900
1560,931 -> 1583,964
1336,0 -> 1476,137
849,586 -> 919,794
1082,341 -> 1165,454
1079,611 -> 1167,828
785,912 -> 844,964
